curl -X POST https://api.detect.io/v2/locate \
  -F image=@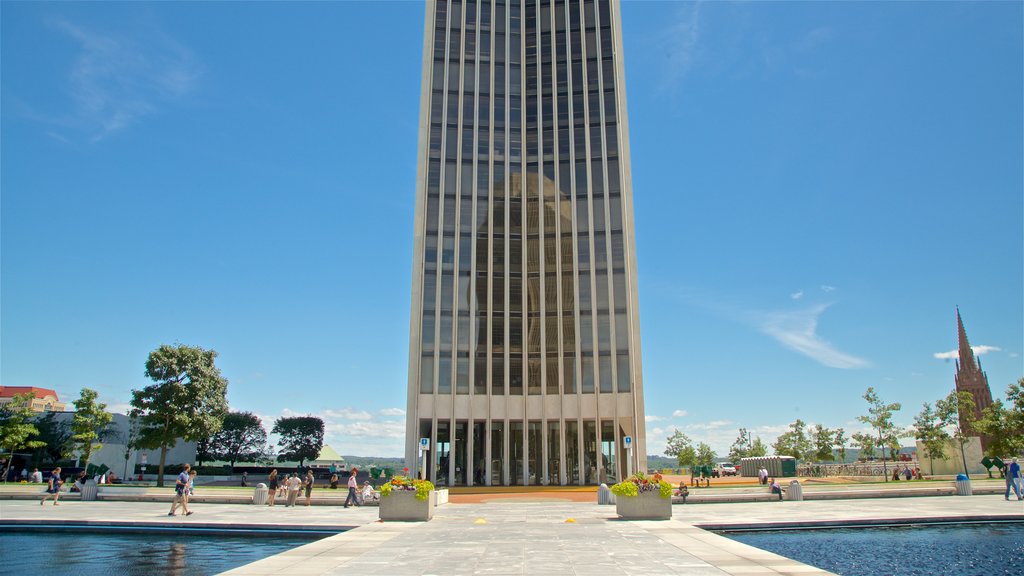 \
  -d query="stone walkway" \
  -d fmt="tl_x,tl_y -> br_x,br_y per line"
1,493 -> 1021,575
